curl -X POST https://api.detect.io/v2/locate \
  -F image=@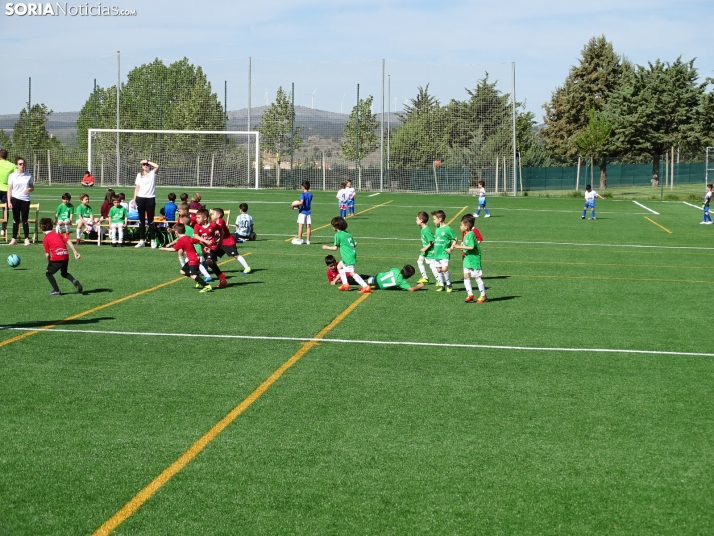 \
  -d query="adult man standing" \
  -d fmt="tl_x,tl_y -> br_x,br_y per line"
0,149 -> 16,237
